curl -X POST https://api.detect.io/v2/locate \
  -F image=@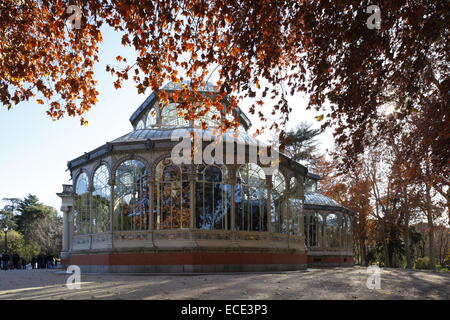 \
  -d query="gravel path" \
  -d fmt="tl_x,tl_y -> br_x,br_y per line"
0,267 -> 448,300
